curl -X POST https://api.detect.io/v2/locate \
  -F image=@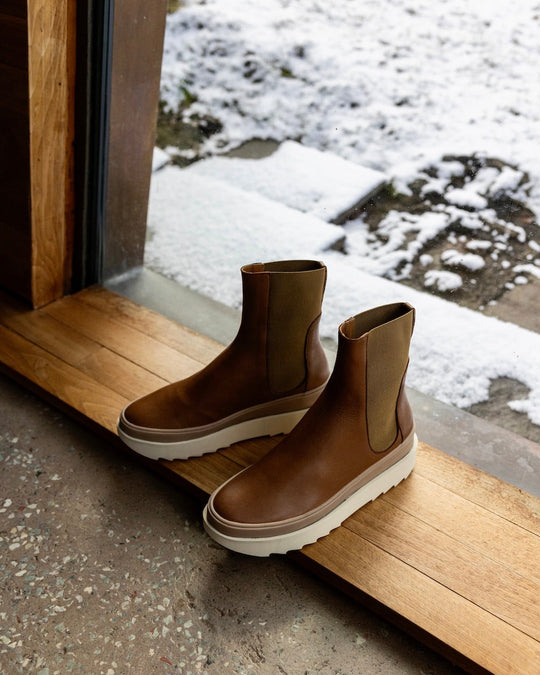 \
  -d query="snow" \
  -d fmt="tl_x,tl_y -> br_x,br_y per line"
319,254 -> 540,423
466,240 -> 492,251
344,210 -> 450,279
183,141 -> 386,221
152,147 -> 170,172
145,166 -> 343,305
424,270 -> 463,292
439,205 -> 486,232
148,0 -> 540,426
441,249 -> 486,272
488,166 -> 524,196
435,161 -> 466,180
513,264 -> 540,280
445,188 -> 489,211
504,222 -> 528,244
160,0 -> 540,214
